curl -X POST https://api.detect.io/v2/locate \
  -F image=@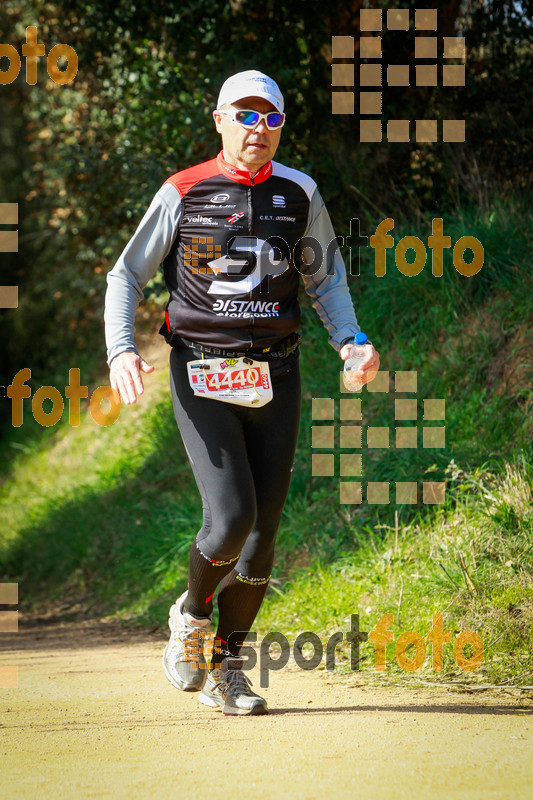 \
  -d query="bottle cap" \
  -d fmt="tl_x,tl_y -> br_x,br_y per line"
355,332 -> 368,345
